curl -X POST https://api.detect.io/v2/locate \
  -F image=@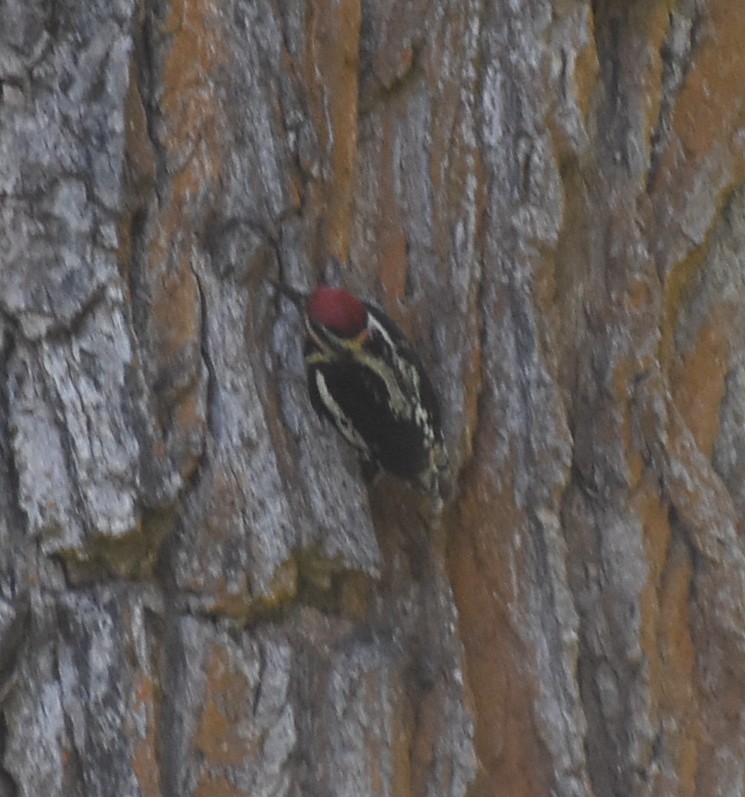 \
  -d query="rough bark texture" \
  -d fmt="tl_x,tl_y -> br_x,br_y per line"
1,0 -> 744,795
